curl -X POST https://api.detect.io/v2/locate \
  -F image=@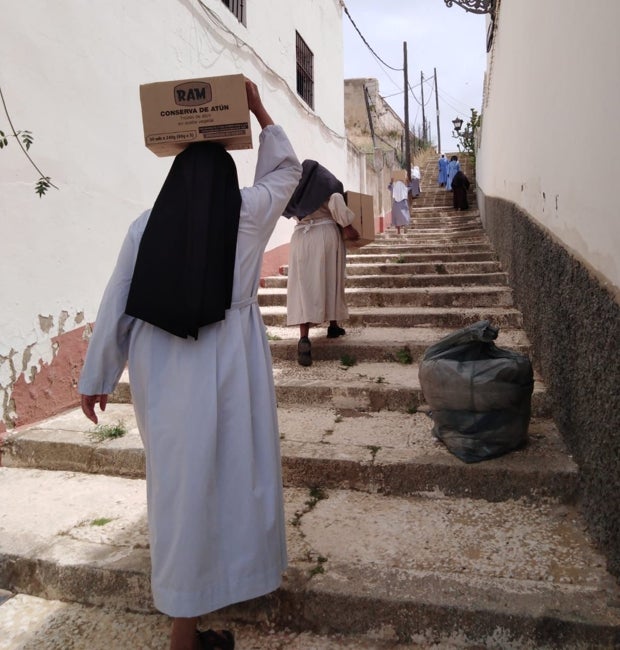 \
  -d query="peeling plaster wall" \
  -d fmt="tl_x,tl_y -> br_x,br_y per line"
0,0 -> 348,429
